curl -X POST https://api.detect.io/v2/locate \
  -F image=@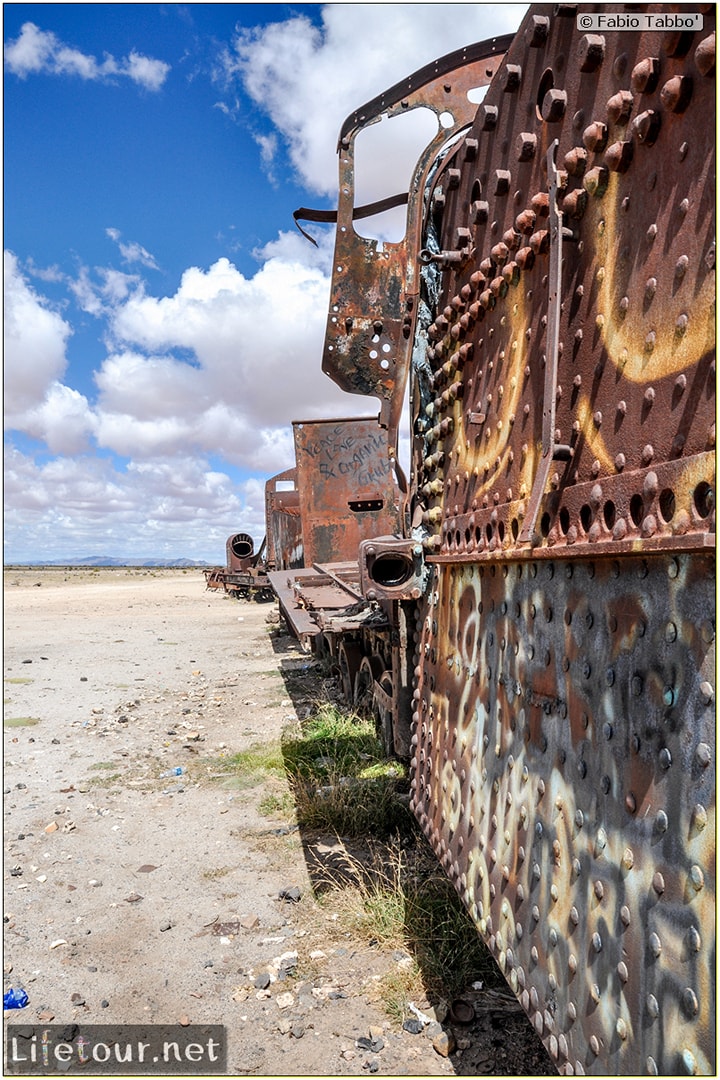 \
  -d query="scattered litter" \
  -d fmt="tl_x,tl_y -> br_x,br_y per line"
4,988 -> 29,1010
137,865 -> 158,873
471,980 -> 484,990
160,767 -> 183,778
408,1002 -> 433,1026
278,886 -> 301,903
49,940 -> 68,950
